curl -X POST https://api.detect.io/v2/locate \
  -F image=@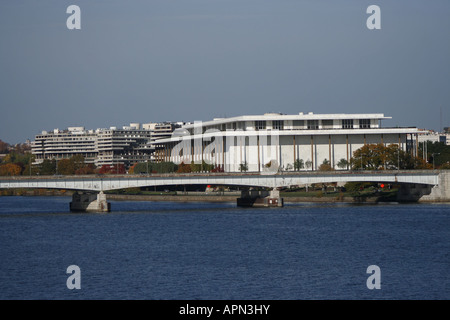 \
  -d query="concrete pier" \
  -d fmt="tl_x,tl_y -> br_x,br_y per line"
396,171 -> 450,202
70,191 -> 111,212
237,188 -> 284,207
